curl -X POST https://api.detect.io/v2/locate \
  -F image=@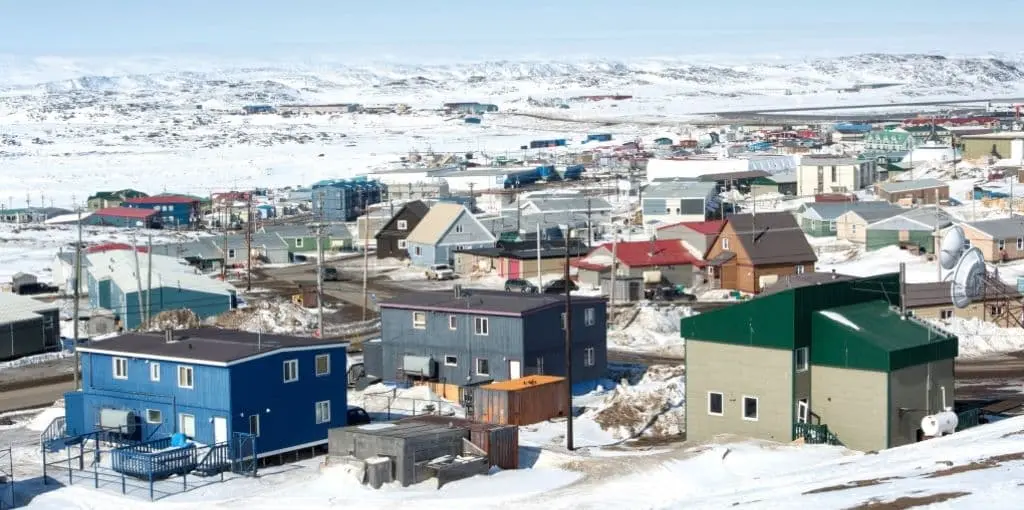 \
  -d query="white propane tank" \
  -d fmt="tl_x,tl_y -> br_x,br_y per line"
921,411 -> 959,437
